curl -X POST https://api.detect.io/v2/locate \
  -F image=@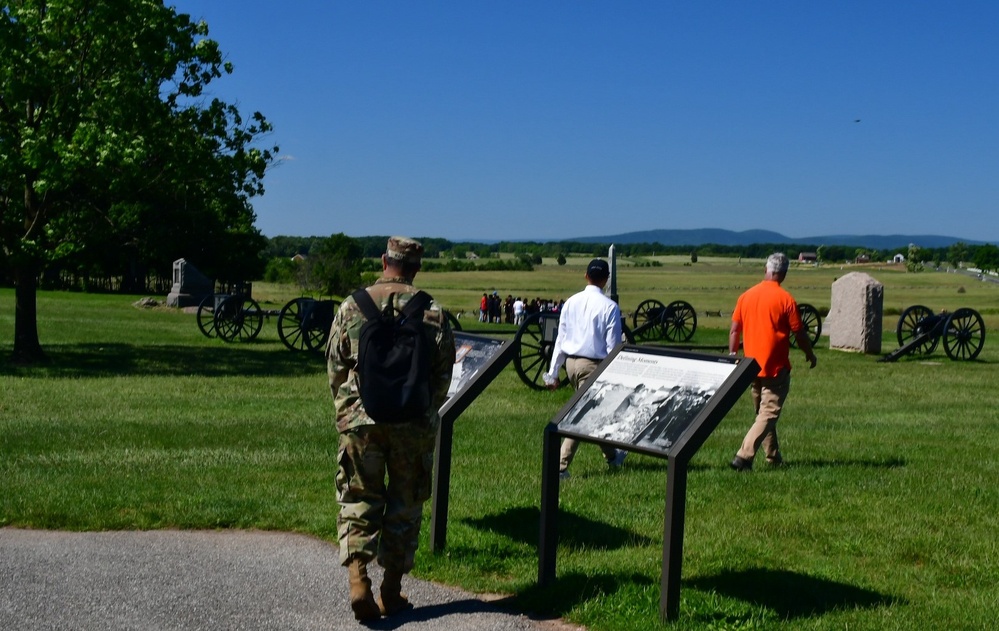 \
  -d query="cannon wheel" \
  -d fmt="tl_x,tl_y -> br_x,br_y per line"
214,295 -> 264,343
278,297 -> 338,353
632,299 -> 666,342
896,304 -> 938,355
662,300 -> 697,343
514,312 -> 566,390
943,308 -> 985,361
196,294 -> 221,338
791,303 -> 822,348
632,299 -> 666,331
